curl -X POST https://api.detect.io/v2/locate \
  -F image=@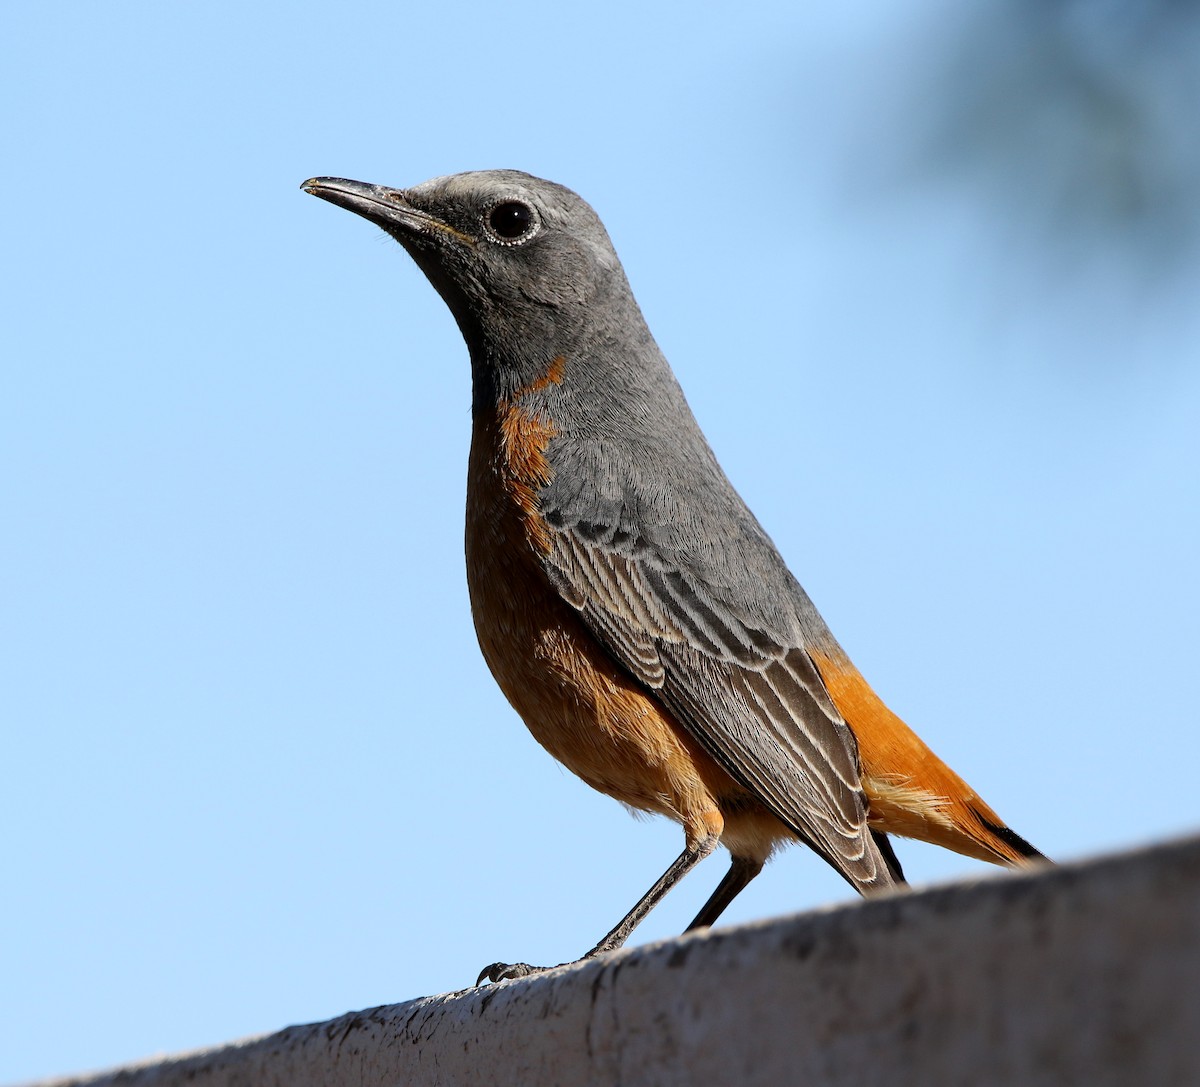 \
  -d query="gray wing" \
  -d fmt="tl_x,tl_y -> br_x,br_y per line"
541,511 -> 895,891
